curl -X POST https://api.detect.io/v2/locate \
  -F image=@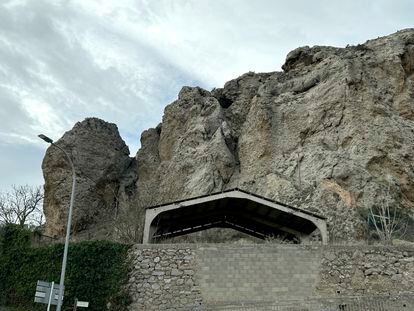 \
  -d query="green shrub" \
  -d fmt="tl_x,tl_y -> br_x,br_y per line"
0,224 -> 130,311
